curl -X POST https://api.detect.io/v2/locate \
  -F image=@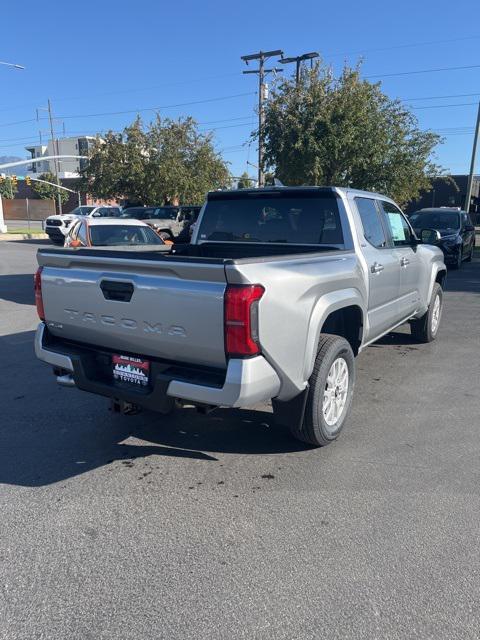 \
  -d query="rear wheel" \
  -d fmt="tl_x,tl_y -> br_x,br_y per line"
289,334 -> 355,447
410,282 -> 443,343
